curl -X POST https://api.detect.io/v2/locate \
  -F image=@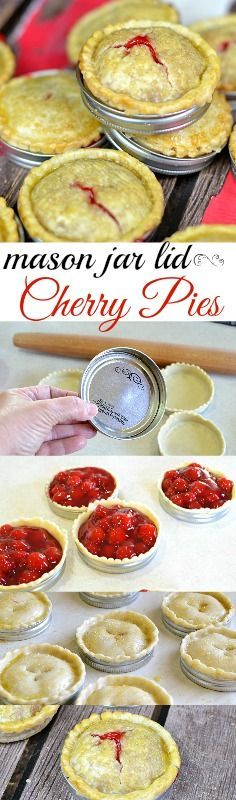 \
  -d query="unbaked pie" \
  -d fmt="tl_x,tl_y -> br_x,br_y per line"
76,675 -> 173,705
17,149 -> 164,242
0,590 -> 52,637
192,16 -> 236,93
0,70 -> 103,154
47,466 -> 118,518
0,40 -> 15,87
180,626 -> 236,681
79,592 -> 138,608
76,610 -> 159,669
135,91 -> 233,158
61,710 -> 180,800
67,0 -> 180,63
169,225 -> 236,241
160,462 -> 234,511
80,21 -> 220,115
0,703 -> 58,742
0,517 -> 67,590
162,592 -> 235,634
0,643 -> 86,704
0,197 -> 20,242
